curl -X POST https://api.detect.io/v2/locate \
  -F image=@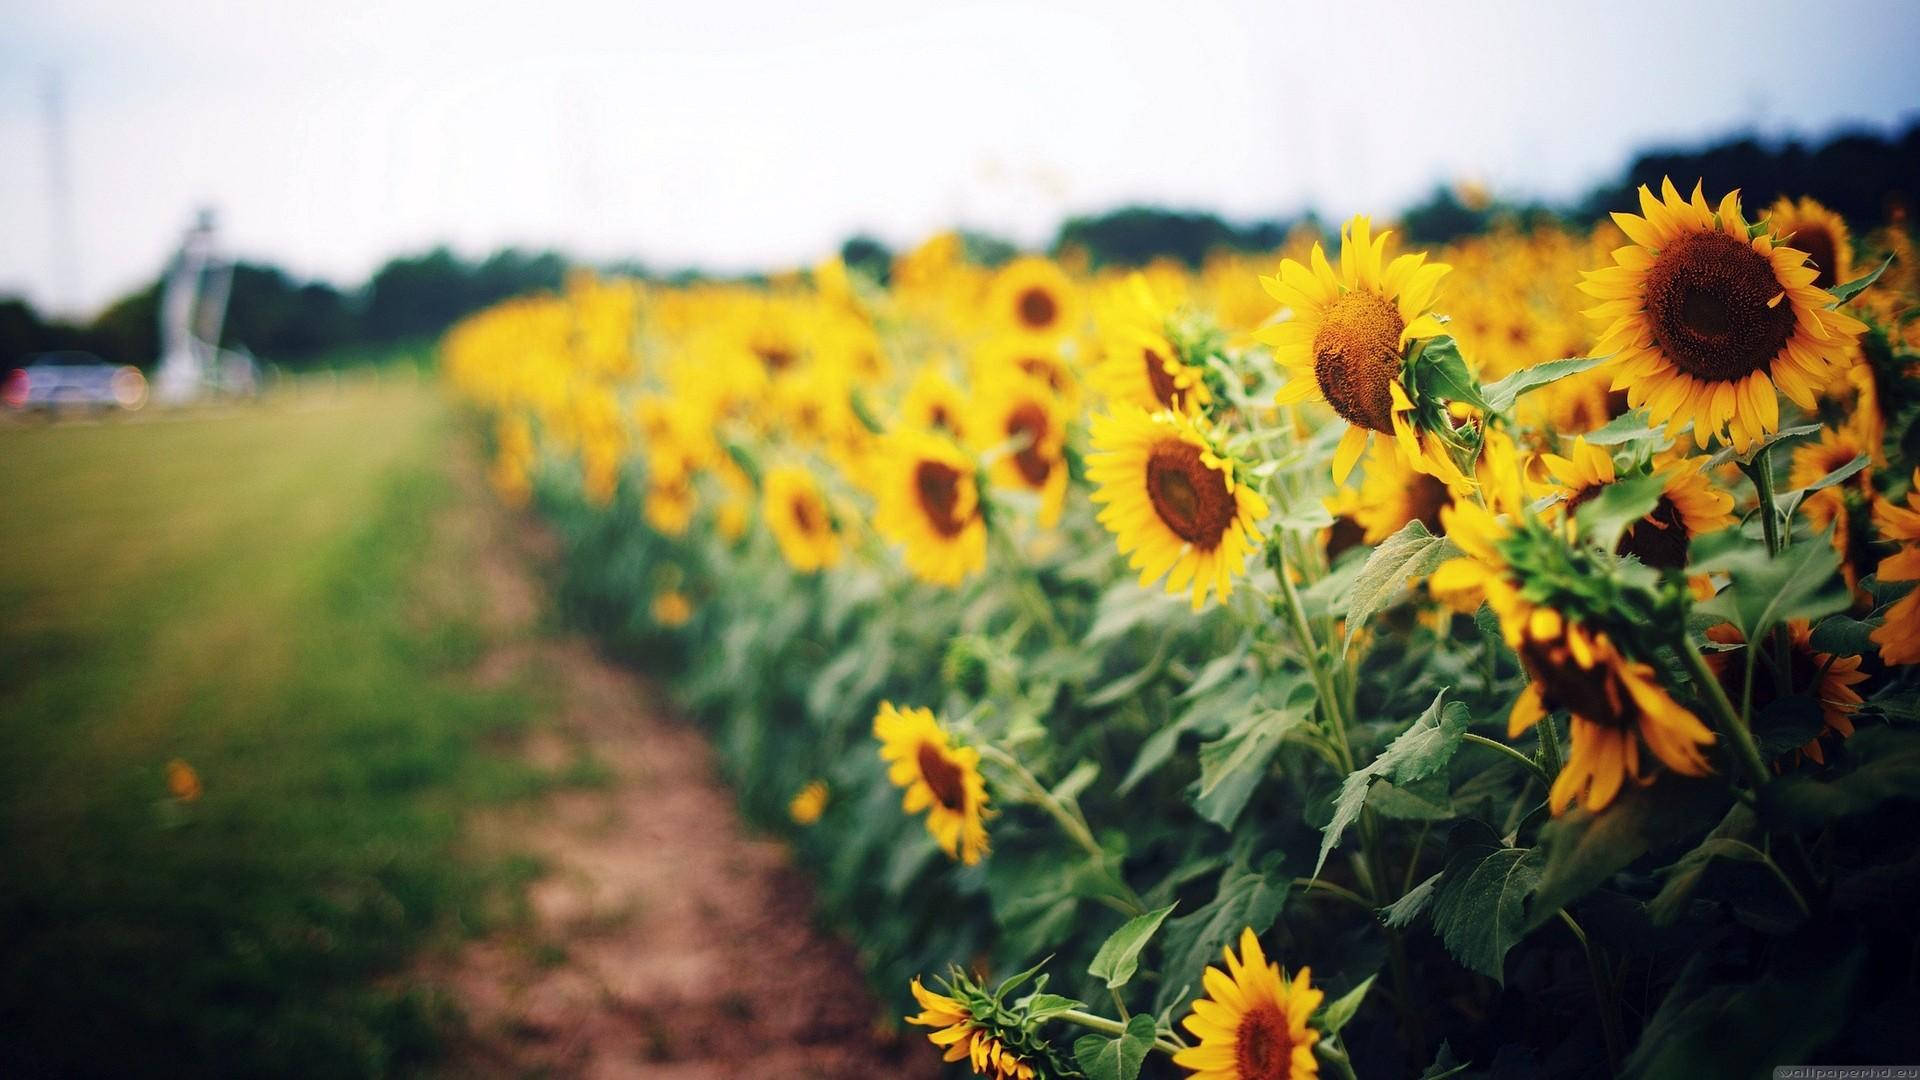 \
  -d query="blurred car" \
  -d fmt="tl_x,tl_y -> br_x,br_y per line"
4,352 -> 148,412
